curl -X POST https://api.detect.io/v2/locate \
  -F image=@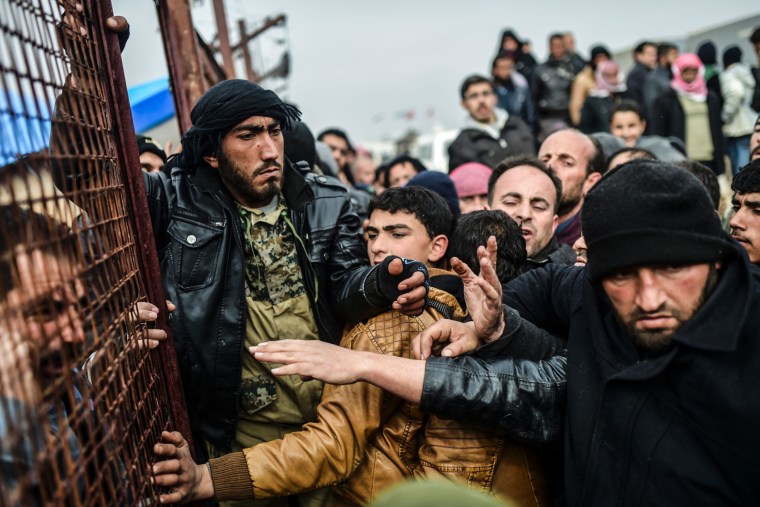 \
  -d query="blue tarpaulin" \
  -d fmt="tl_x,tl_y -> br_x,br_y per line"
1,77 -> 174,165
128,76 -> 175,133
